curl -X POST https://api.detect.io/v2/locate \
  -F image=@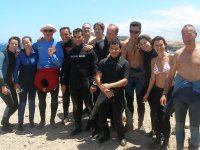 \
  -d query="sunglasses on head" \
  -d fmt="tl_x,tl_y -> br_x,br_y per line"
129,30 -> 140,34
44,29 -> 53,33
